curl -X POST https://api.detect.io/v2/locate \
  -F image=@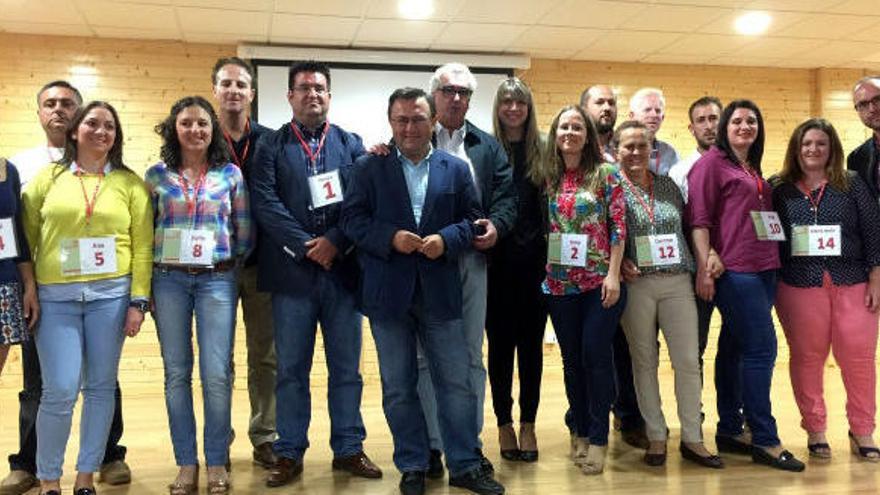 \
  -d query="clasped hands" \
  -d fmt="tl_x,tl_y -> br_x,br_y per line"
393,230 -> 445,259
